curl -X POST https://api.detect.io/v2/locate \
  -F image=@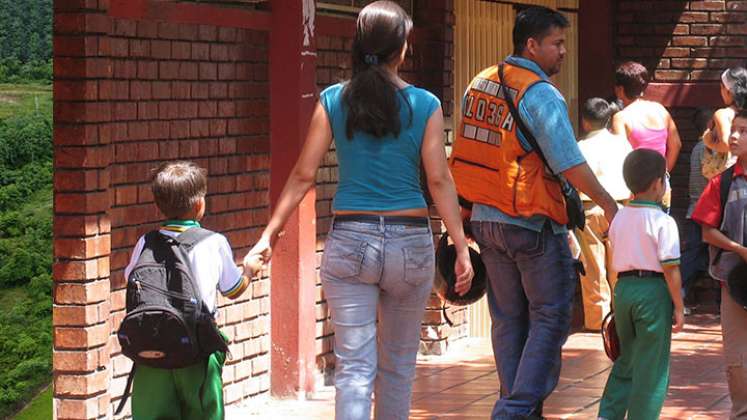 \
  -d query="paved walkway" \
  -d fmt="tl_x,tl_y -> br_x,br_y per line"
229,314 -> 729,419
